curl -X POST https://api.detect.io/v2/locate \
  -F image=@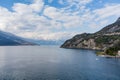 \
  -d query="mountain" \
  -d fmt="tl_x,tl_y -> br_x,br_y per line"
25,39 -> 64,45
61,17 -> 120,51
0,30 -> 36,46
32,40 -> 64,45
97,17 -> 120,34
